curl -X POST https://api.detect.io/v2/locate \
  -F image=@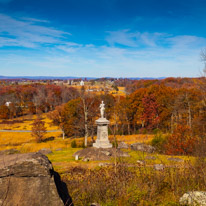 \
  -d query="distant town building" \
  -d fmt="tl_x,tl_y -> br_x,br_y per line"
5,101 -> 12,107
80,80 -> 84,86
